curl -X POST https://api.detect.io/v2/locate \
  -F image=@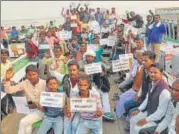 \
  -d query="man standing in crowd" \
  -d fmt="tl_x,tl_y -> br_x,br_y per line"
148,14 -> 166,63
145,10 -> 154,49
95,8 -> 104,26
